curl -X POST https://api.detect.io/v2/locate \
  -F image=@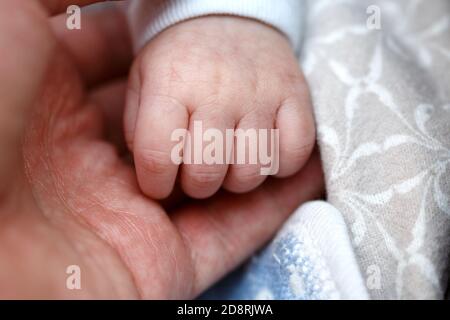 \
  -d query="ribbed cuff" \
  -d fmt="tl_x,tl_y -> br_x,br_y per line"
127,0 -> 304,53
